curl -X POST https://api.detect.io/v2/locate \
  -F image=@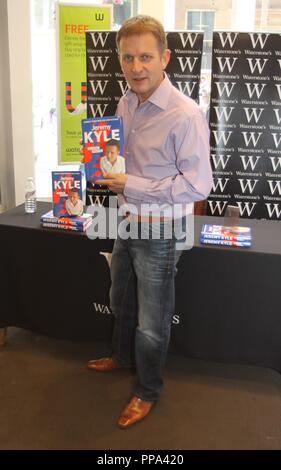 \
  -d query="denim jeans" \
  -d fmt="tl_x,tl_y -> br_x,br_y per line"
110,219 -> 184,402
